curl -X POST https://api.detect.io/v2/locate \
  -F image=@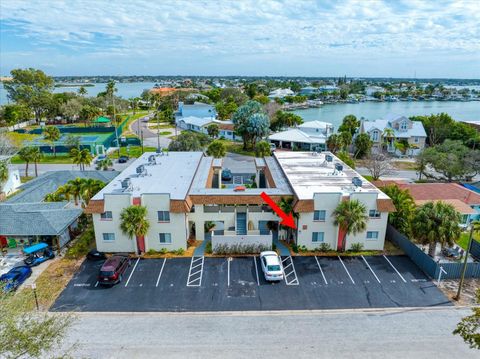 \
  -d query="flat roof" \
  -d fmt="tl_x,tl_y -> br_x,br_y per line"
92,152 -> 203,200
274,151 -> 388,200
